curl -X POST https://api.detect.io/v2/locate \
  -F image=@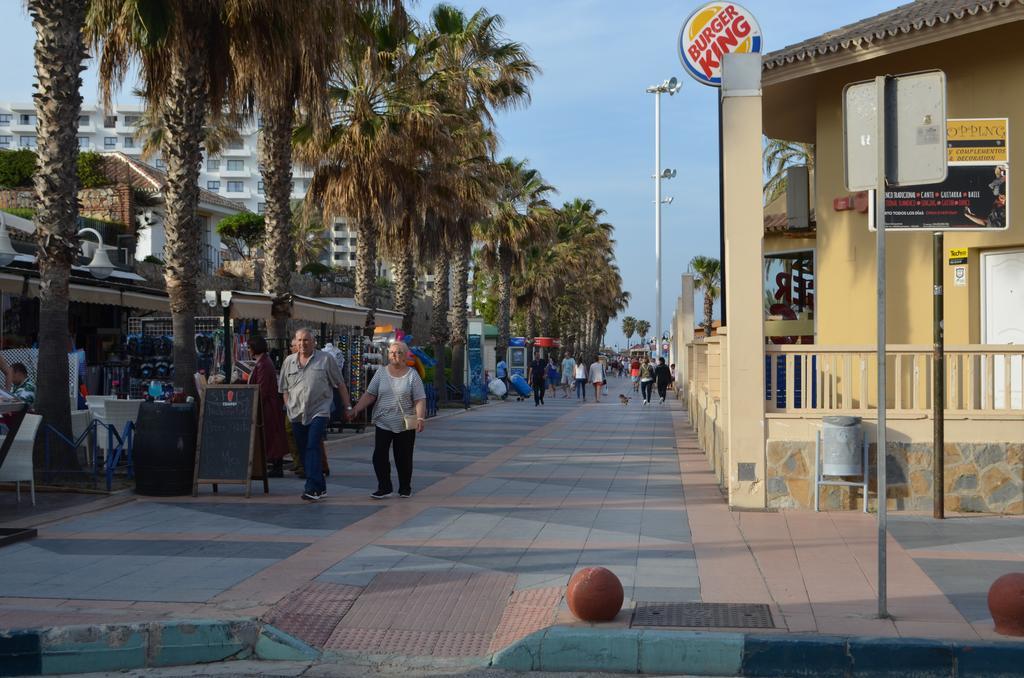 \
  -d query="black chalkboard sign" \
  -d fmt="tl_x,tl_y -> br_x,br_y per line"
193,384 -> 267,497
